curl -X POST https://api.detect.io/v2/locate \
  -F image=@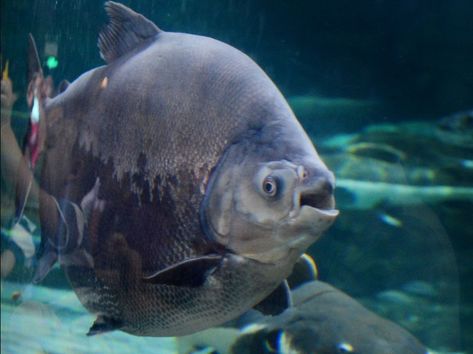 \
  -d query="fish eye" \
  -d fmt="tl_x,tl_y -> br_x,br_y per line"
262,176 -> 277,197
